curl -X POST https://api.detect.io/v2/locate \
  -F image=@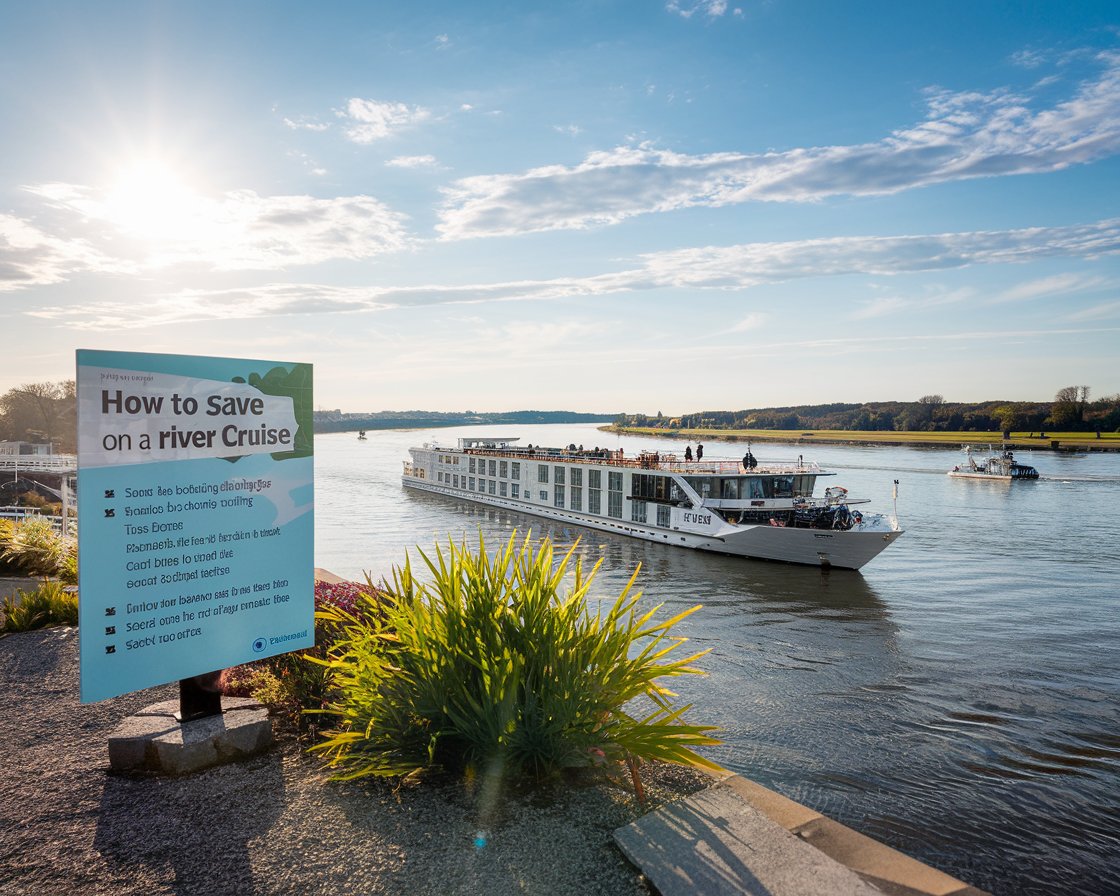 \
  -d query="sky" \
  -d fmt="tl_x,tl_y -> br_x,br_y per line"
1,1 -> 1119,415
